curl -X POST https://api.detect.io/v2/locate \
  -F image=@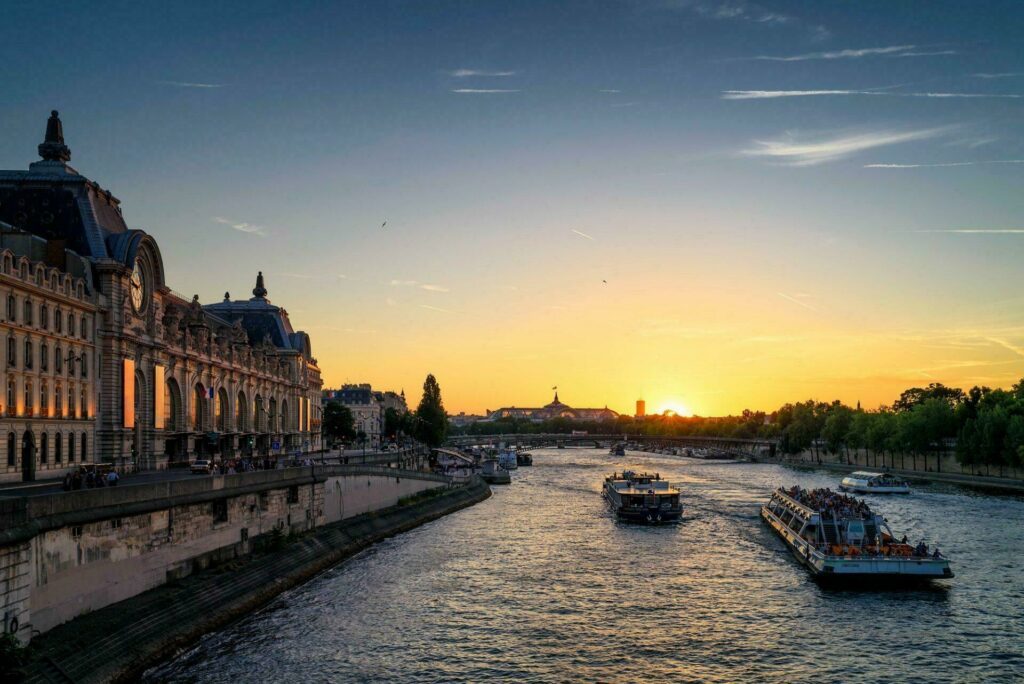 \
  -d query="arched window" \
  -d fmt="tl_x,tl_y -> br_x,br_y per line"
40,381 -> 48,416
24,380 -> 33,417
236,391 -> 248,432
7,378 -> 15,417
165,379 -> 181,431
193,384 -> 207,431
67,313 -> 74,336
6,336 -> 14,368
23,299 -> 32,326
40,433 -> 48,465
81,351 -> 87,378
67,383 -> 75,418
80,433 -> 87,462
55,346 -> 62,374
68,433 -> 75,463
6,295 -> 15,321
23,339 -> 32,369
40,303 -> 48,330
254,395 -> 264,432
55,432 -> 62,464
55,382 -> 63,417
6,433 -> 14,466
281,399 -> 290,432
80,316 -> 87,339
55,309 -> 62,333
40,341 -> 48,371
80,386 -> 88,419
269,397 -> 277,432
217,388 -> 229,432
